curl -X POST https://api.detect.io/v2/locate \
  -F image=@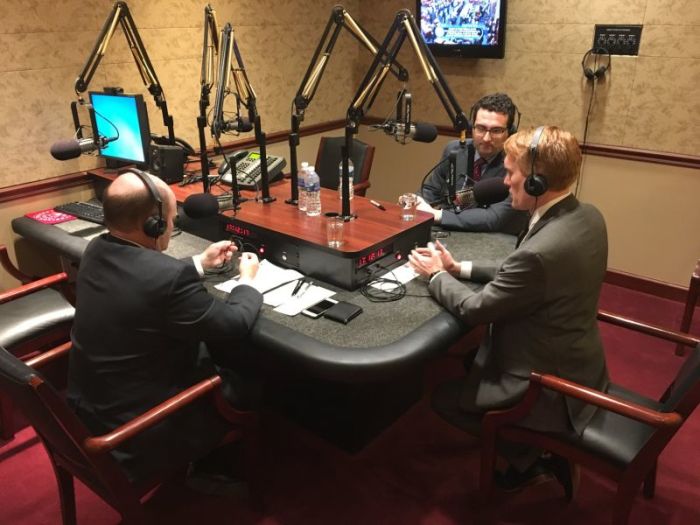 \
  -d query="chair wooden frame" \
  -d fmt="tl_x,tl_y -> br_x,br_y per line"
1,244 -> 74,441
2,344 -> 261,524
676,259 -> 700,356
479,310 -> 700,525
